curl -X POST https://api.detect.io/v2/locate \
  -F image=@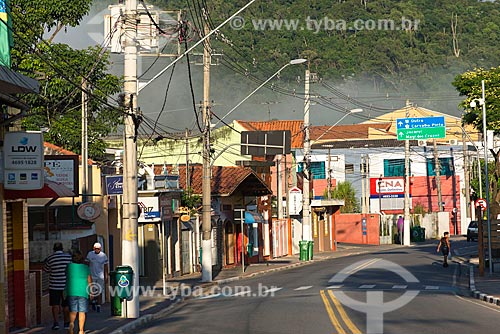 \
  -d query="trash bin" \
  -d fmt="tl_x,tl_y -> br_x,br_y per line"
299,241 -> 308,261
109,271 -> 121,316
113,265 -> 134,300
247,243 -> 253,257
411,227 -> 425,242
307,241 -> 314,260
